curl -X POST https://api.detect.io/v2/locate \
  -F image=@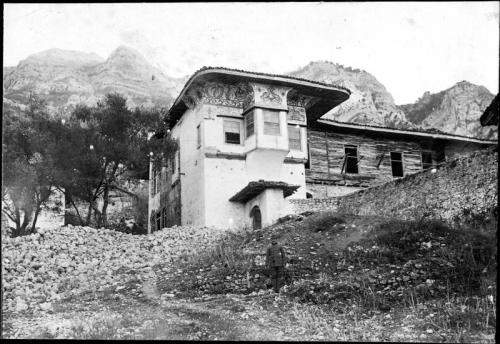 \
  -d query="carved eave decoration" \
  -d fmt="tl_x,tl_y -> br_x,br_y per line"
165,67 -> 351,129
184,81 -> 253,109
